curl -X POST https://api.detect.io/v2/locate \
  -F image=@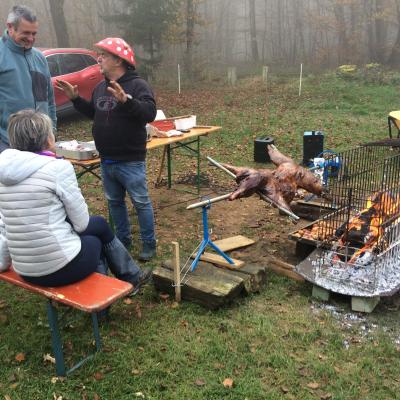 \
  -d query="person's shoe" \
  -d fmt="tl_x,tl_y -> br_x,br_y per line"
138,240 -> 157,261
131,267 -> 153,296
